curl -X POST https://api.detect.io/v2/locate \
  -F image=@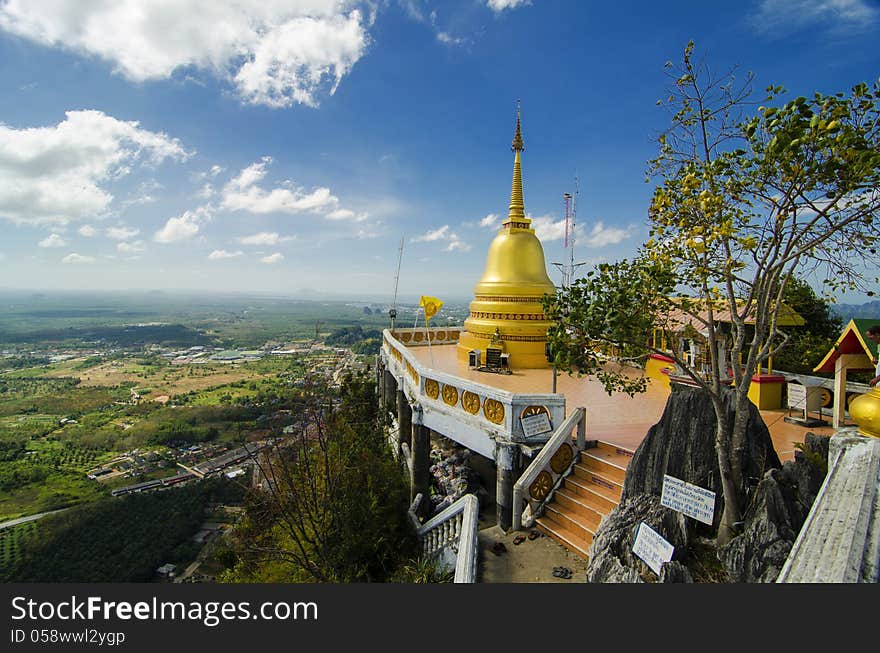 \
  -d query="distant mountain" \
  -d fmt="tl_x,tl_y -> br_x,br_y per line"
831,300 -> 880,322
